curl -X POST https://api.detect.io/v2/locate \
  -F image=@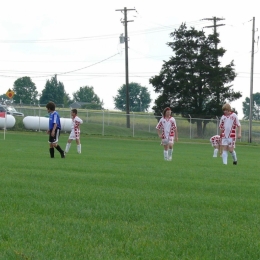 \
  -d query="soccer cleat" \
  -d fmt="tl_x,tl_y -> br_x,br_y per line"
61,152 -> 65,158
164,157 -> 168,161
233,161 -> 237,165
168,157 -> 172,161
